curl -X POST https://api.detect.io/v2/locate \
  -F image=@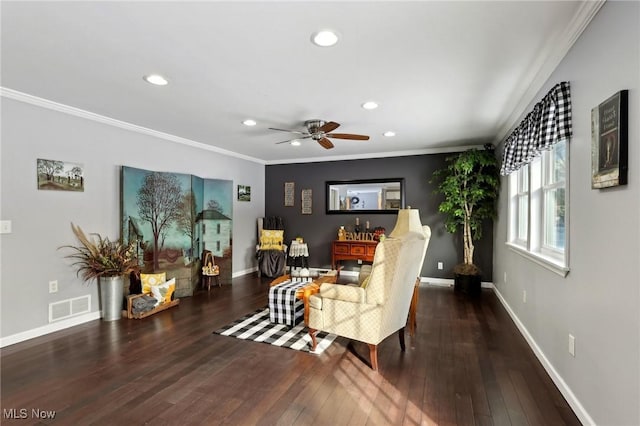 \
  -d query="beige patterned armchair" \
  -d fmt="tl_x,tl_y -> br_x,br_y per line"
307,230 -> 427,371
